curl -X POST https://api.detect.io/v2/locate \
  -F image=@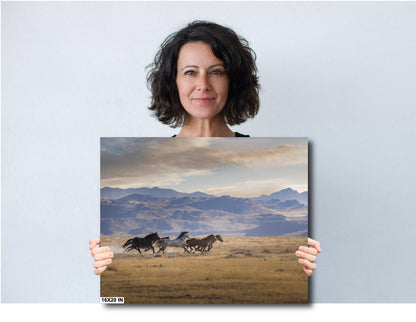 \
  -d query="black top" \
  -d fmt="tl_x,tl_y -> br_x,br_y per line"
172,132 -> 249,138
